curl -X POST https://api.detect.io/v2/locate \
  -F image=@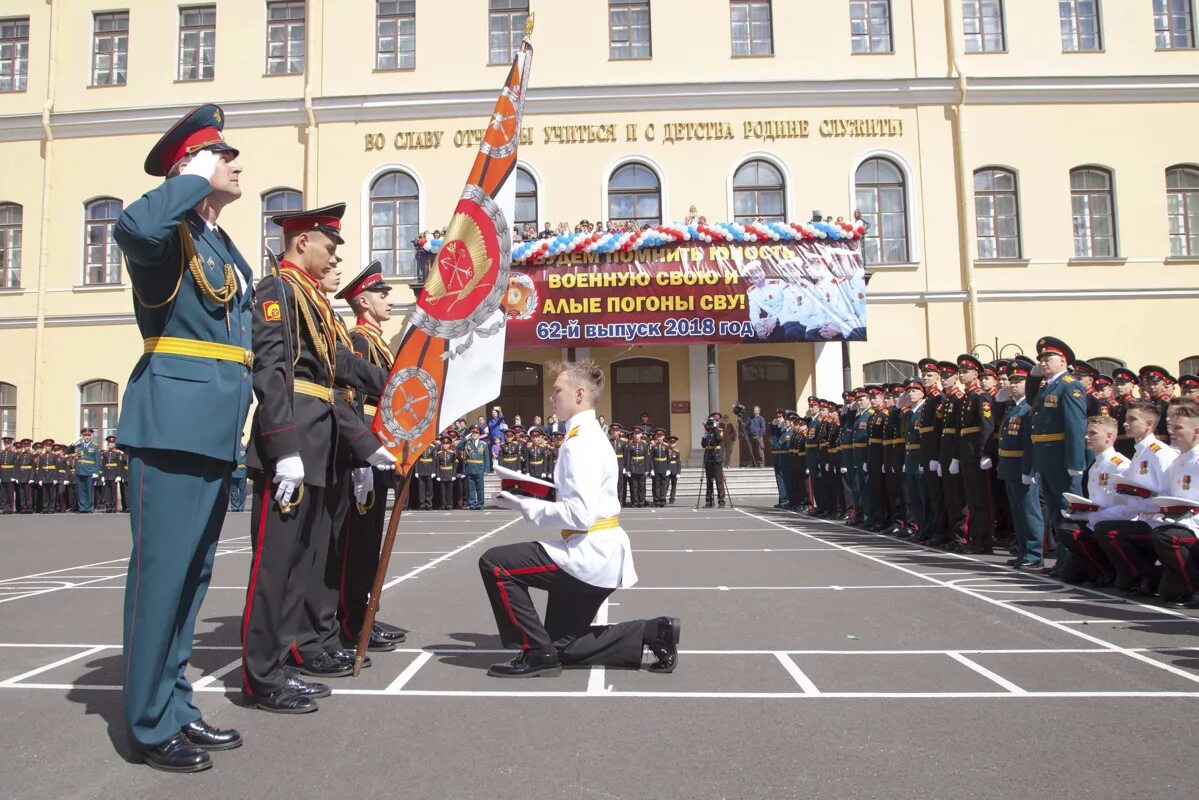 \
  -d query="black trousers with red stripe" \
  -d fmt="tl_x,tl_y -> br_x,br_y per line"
1056,522 -> 1113,581
242,479 -> 329,696
338,469 -> 392,642
478,542 -> 645,668
1152,525 -> 1199,601
291,472 -> 350,662
1093,520 -> 1157,589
